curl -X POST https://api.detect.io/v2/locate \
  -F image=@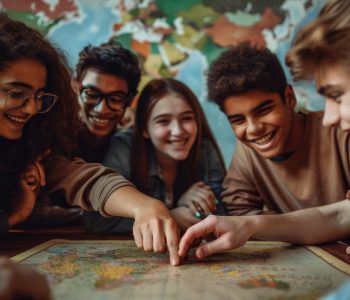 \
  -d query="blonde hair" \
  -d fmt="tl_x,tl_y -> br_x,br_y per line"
286,0 -> 350,81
